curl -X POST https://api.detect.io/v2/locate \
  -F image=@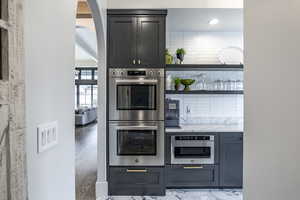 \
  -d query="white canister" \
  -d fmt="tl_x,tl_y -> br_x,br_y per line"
166,75 -> 173,90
